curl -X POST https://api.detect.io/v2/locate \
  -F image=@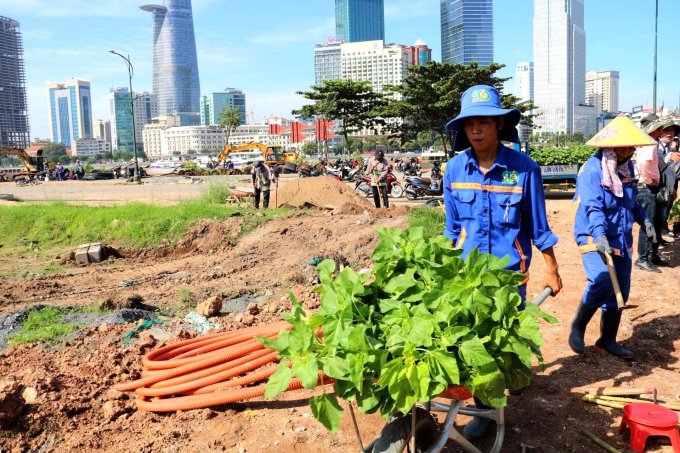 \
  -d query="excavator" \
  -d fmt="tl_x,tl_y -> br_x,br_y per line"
0,147 -> 54,180
216,142 -> 298,168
